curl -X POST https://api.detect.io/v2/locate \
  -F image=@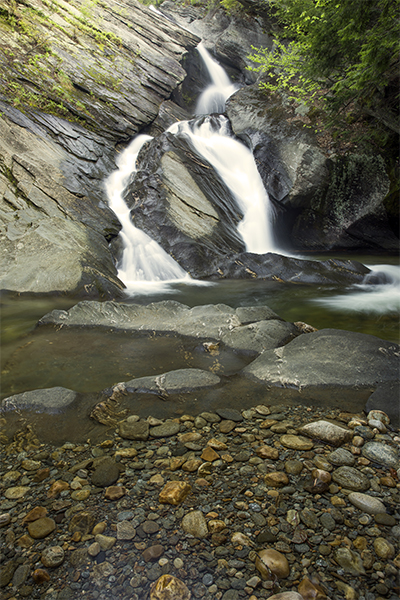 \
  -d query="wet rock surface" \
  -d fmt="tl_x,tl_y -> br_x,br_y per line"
1,403 -> 399,600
